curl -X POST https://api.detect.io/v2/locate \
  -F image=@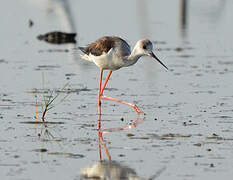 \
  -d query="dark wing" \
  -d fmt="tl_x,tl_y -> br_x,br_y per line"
79,36 -> 128,56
